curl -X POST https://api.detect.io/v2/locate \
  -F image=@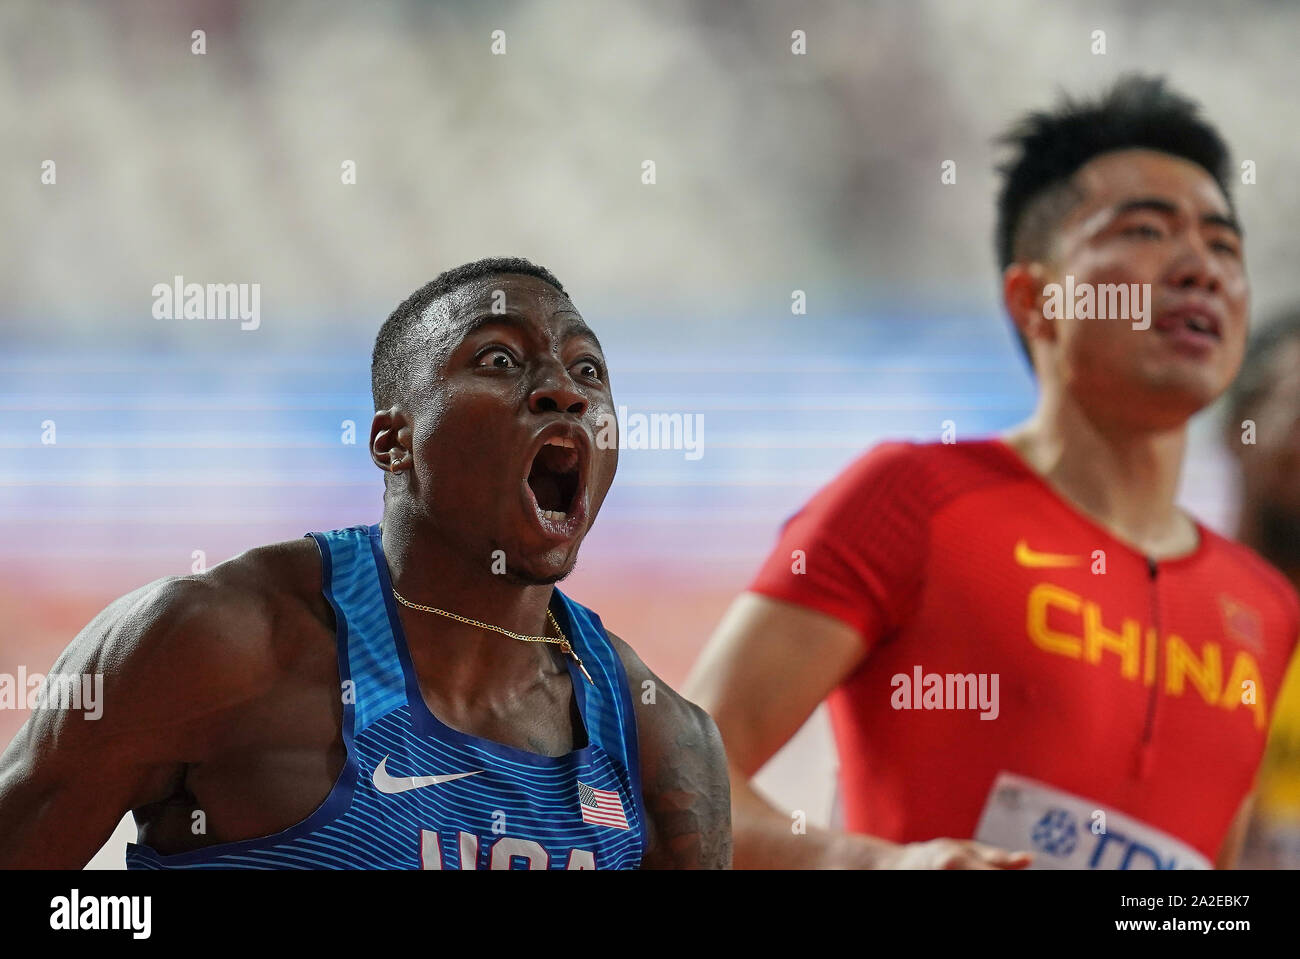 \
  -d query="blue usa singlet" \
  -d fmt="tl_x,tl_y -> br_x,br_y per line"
125,524 -> 648,869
